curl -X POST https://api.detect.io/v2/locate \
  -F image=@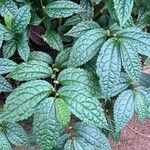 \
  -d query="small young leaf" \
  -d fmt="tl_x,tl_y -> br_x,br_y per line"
12,5 -> 31,33
55,98 -> 71,127
3,80 -> 53,122
5,122 -> 29,146
114,90 -> 134,132
0,58 -> 17,74
0,75 -> 12,92
113,0 -> 134,26
9,60 -> 53,81
43,29 -> 63,51
2,40 -> 16,58
34,98 -> 60,150
44,1 -> 83,18
59,85 -> 108,129
96,38 -> 121,97
69,29 -> 107,67
65,21 -> 100,37
0,132 -> 12,150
